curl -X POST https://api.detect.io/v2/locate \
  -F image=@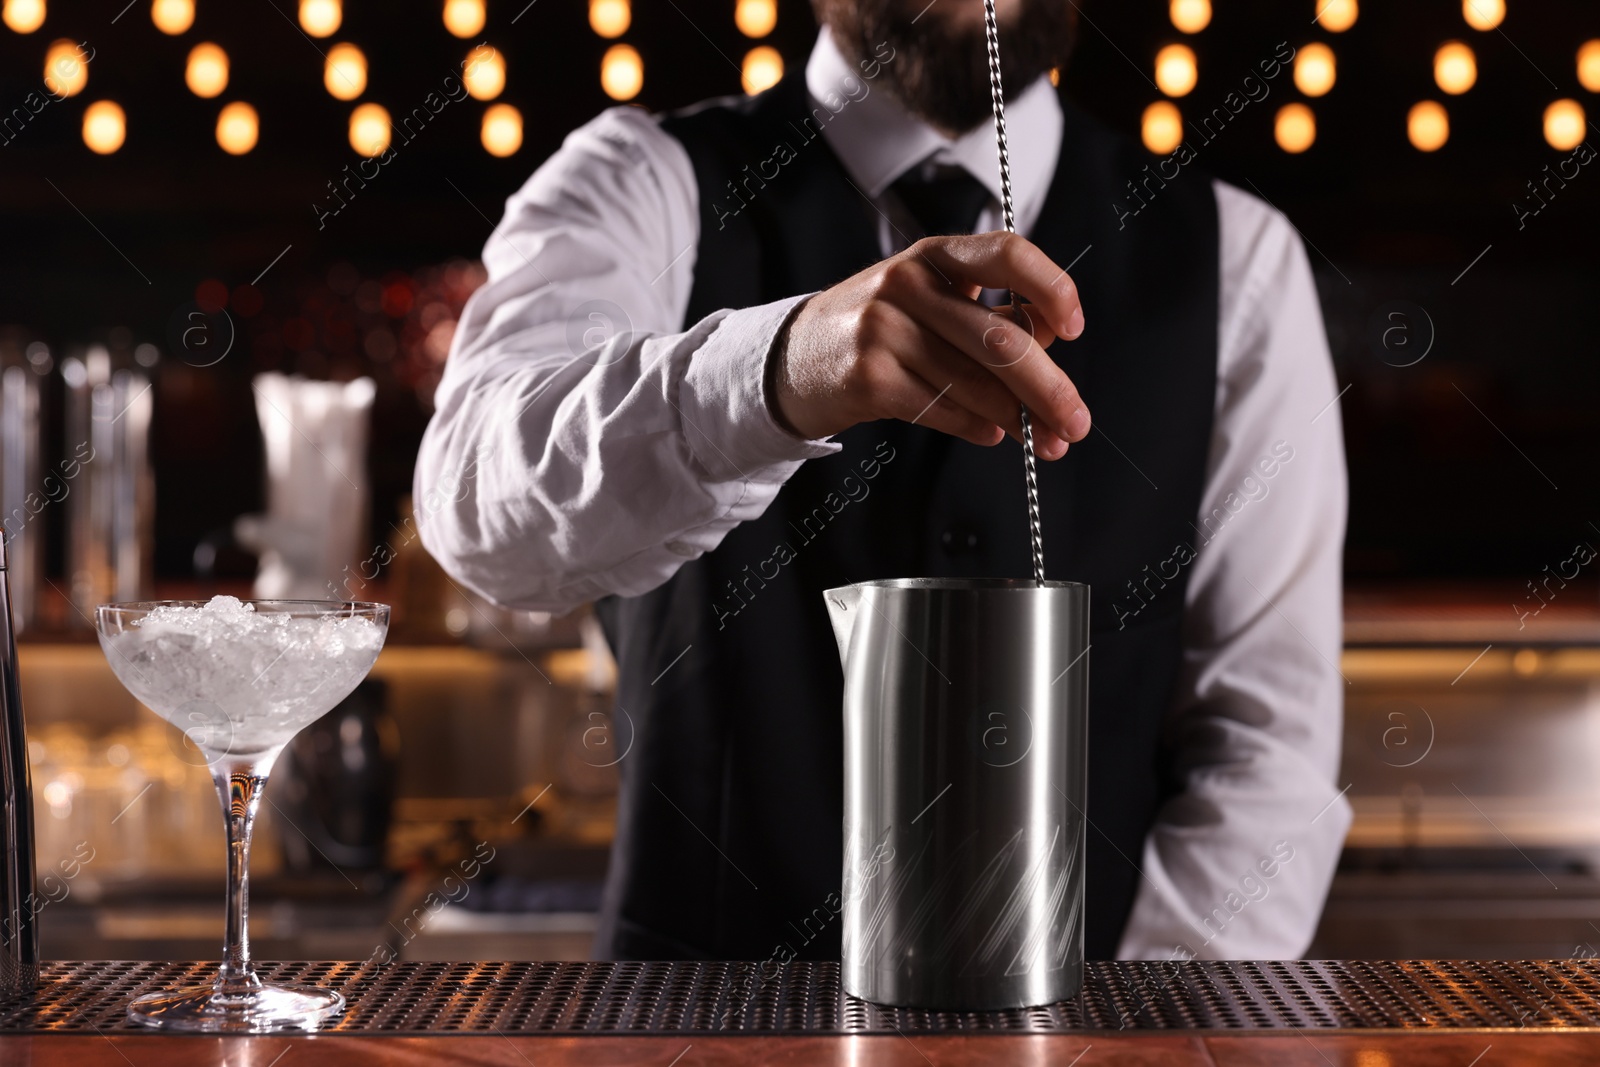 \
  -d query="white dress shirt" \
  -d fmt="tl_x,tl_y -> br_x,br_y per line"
415,28 -> 1352,961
